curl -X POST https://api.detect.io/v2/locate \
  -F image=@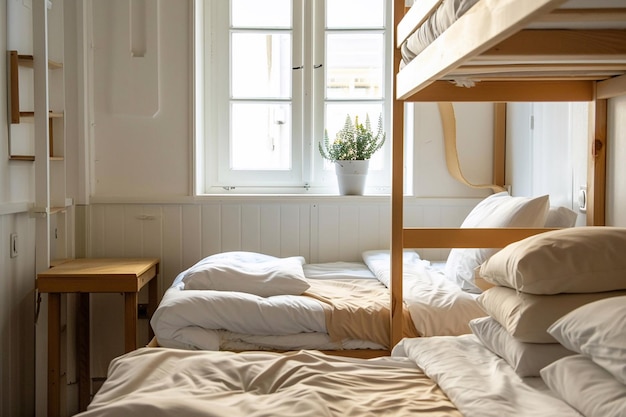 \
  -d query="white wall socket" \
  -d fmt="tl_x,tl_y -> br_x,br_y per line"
10,233 -> 18,258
